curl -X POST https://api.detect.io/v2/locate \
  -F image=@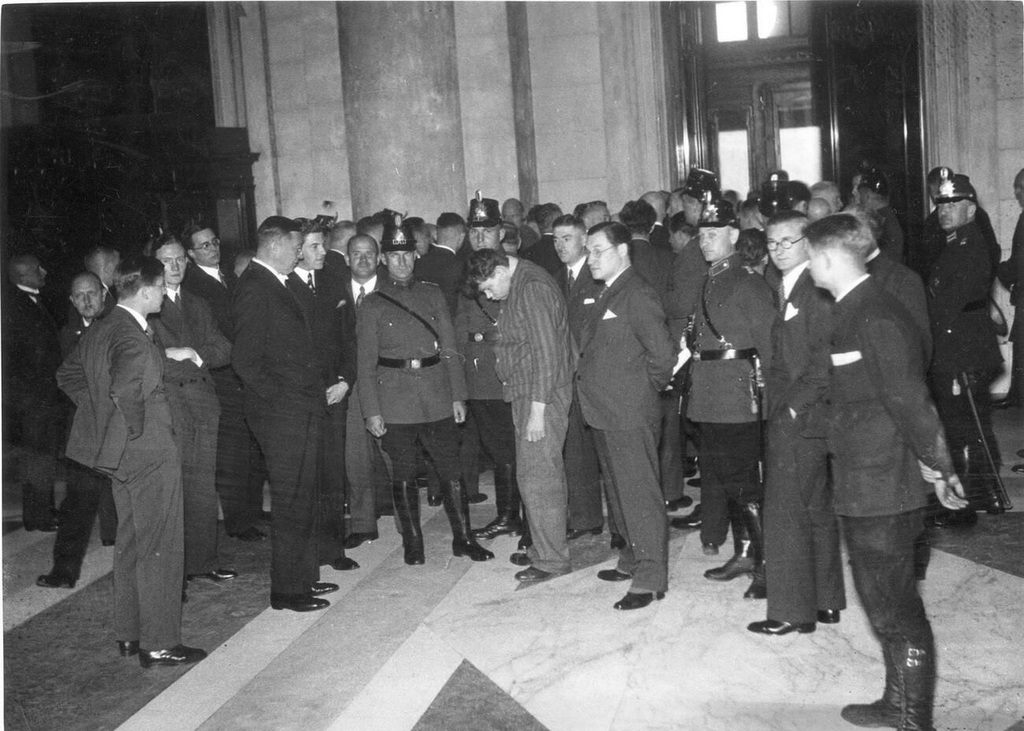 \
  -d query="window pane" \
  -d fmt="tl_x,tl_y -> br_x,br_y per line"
718,129 -> 751,197
716,2 -> 749,43
789,1 -> 810,36
757,0 -> 790,39
779,126 -> 822,188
